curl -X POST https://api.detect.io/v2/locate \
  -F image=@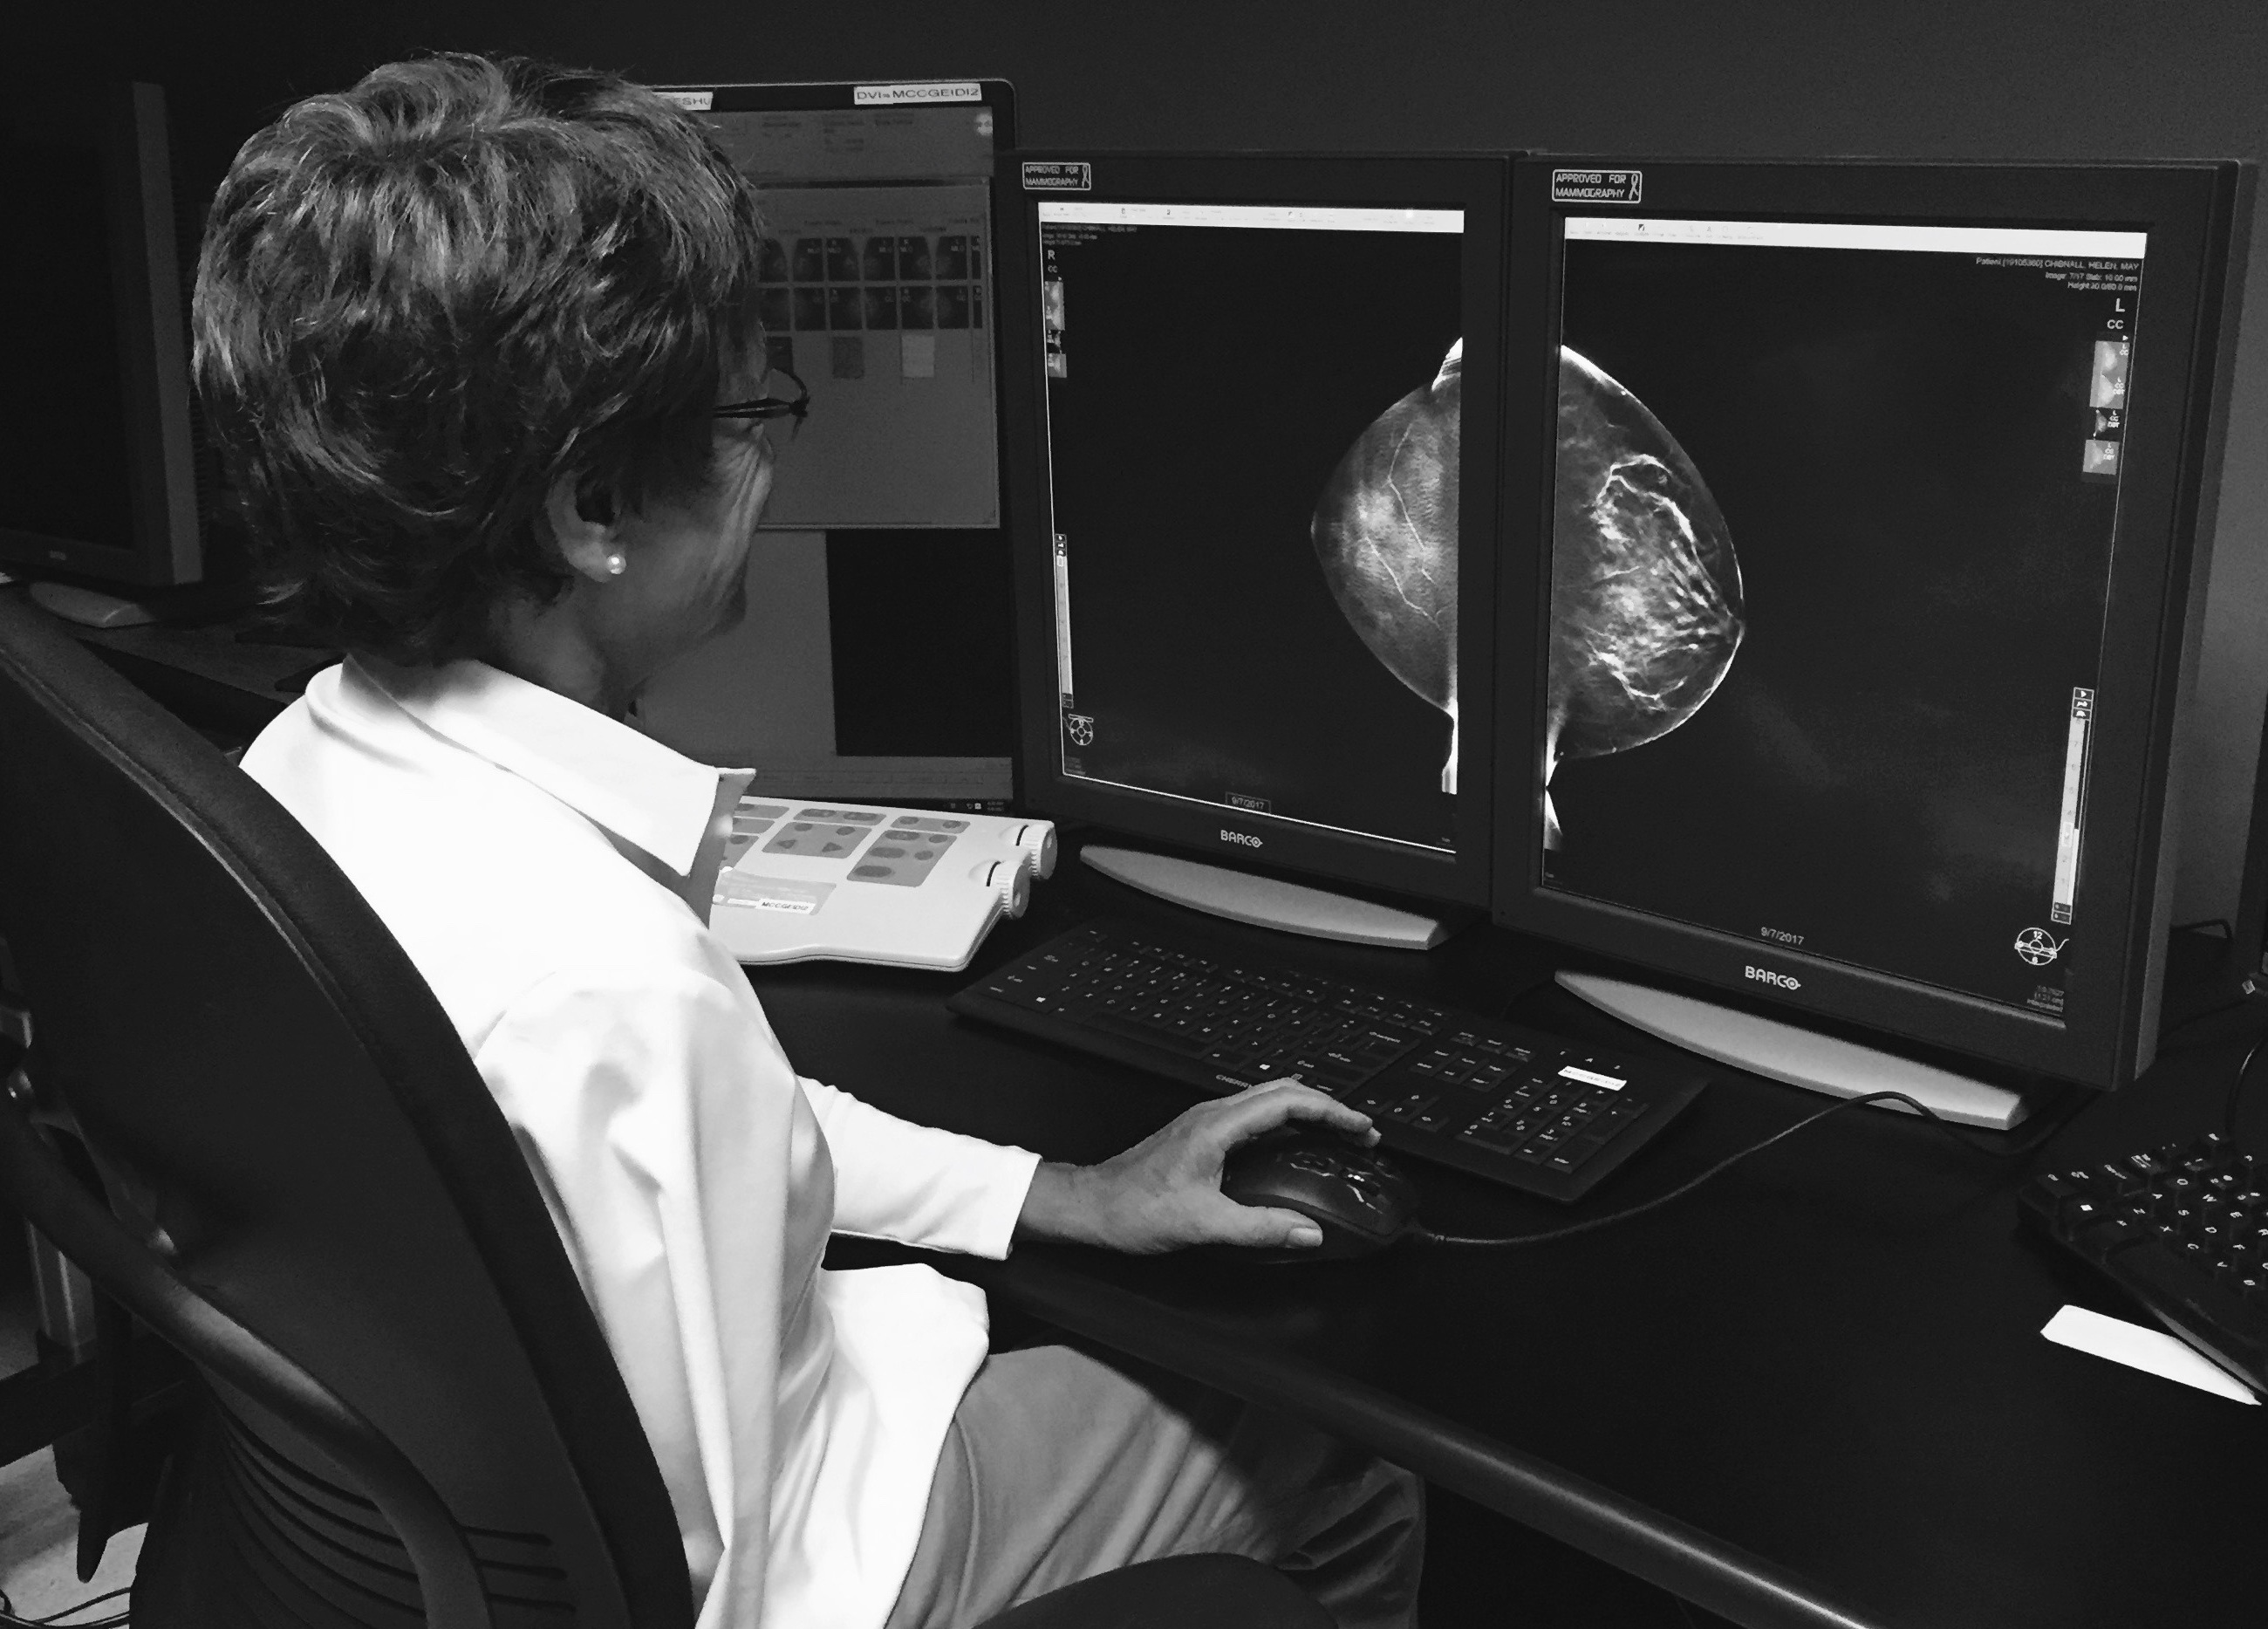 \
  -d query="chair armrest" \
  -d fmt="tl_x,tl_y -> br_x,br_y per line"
0,1086 -> 494,1629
